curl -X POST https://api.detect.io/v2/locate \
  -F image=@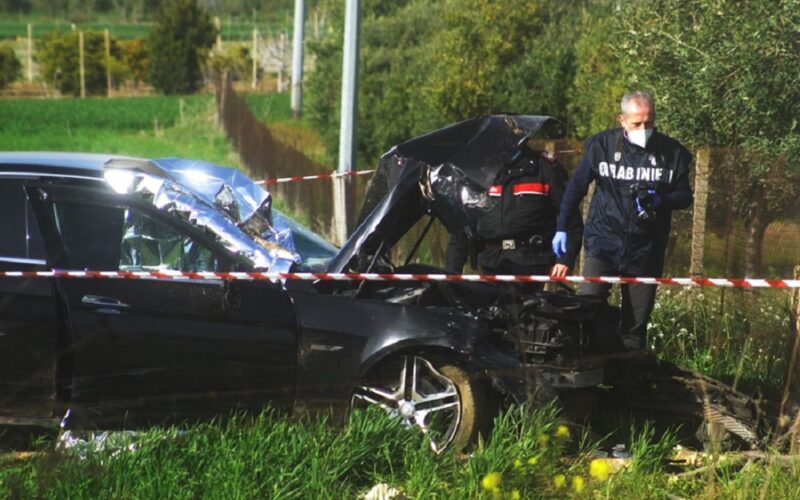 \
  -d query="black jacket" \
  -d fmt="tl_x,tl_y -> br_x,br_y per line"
475,149 -> 582,271
557,128 -> 693,275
